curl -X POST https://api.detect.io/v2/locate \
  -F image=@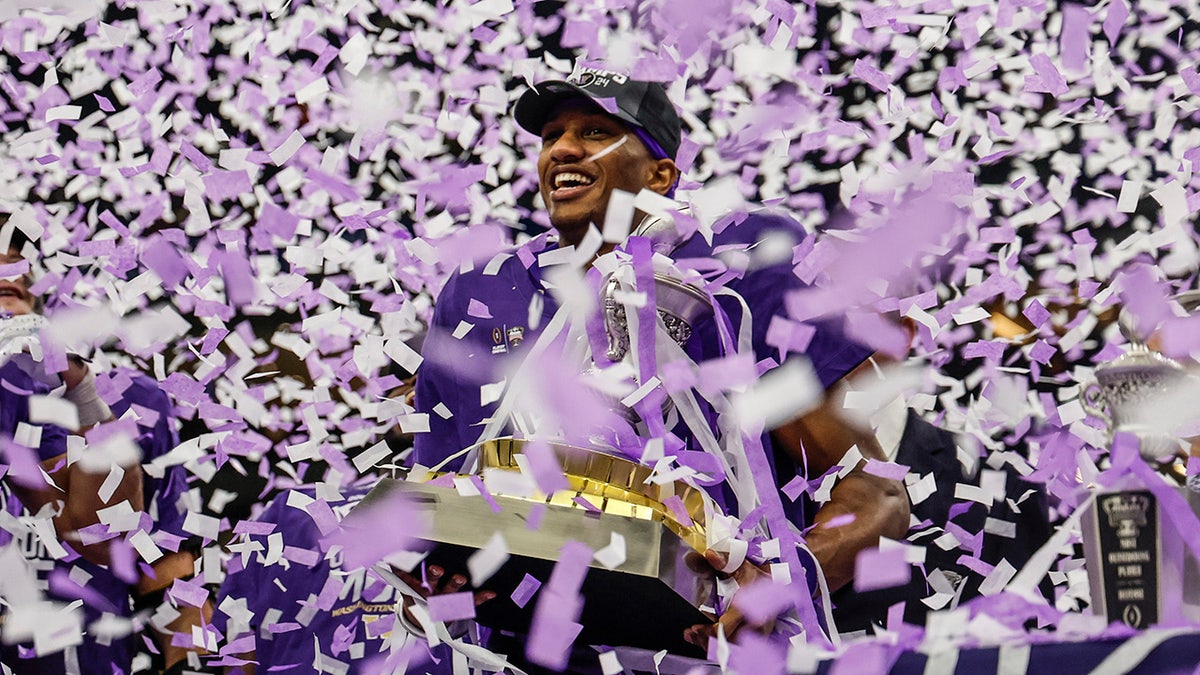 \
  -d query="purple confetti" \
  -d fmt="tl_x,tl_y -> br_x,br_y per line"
1103,0 -> 1130,46
662,494 -> 694,527
168,578 -> 209,608
1025,54 -> 1069,97
202,170 -> 253,202
852,59 -> 891,93
863,459 -> 910,481
853,547 -> 911,593
523,439 -> 569,495
426,591 -> 476,622
511,573 -> 542,608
